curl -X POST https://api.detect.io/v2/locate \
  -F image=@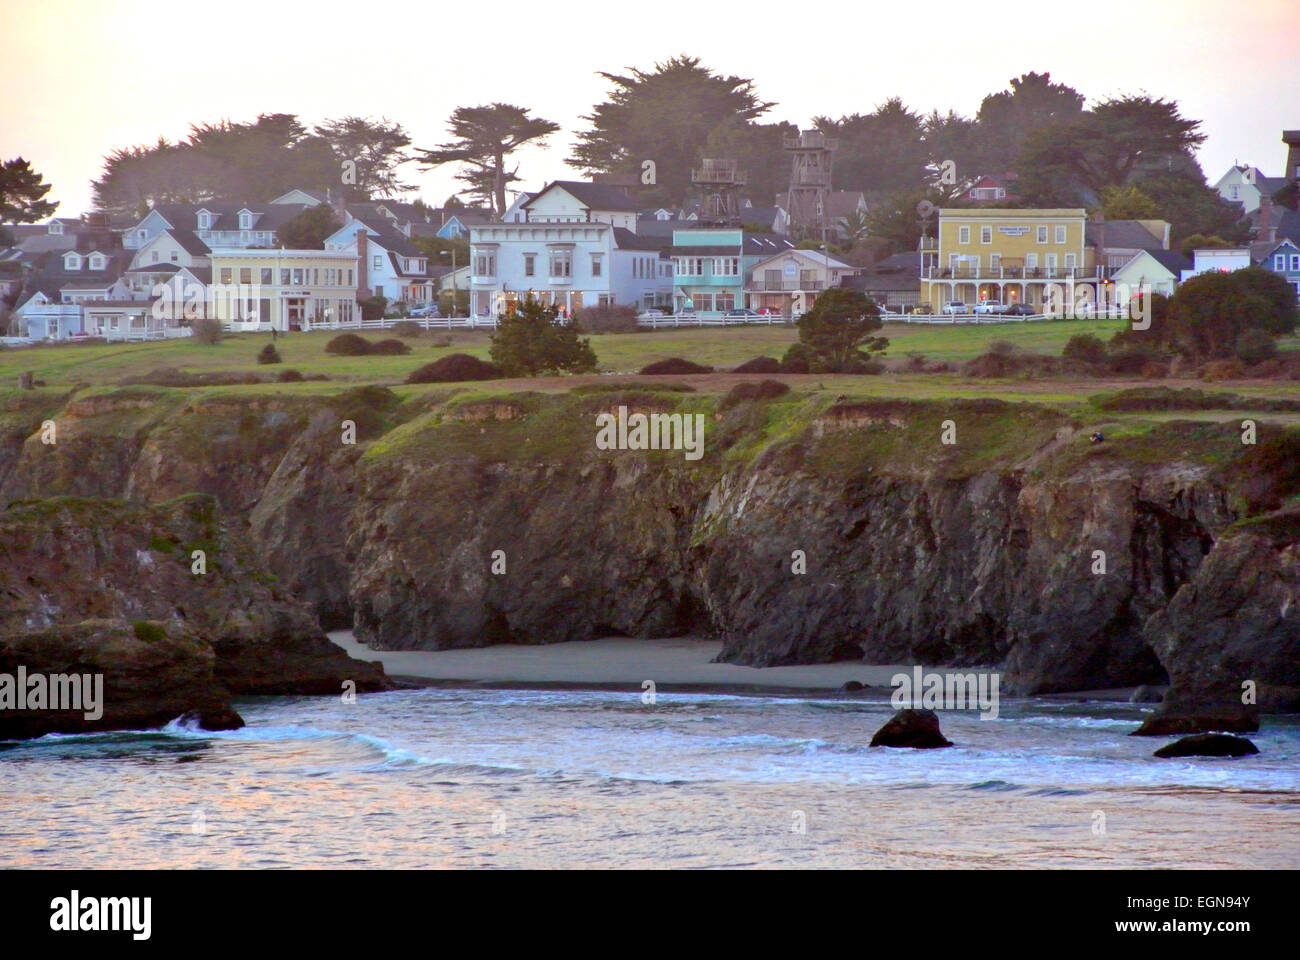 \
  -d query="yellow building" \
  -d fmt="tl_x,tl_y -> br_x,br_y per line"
206,249 -> 359,331
921,208 -> 1108,309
